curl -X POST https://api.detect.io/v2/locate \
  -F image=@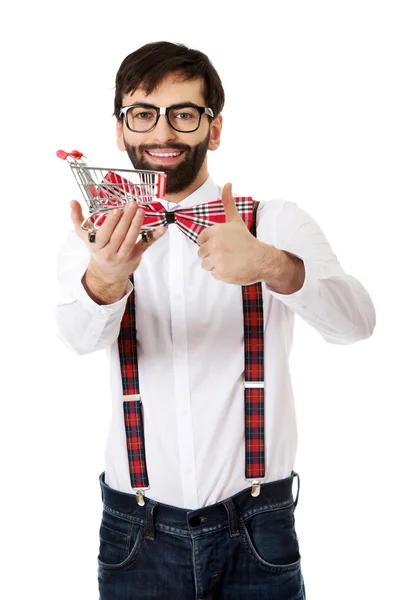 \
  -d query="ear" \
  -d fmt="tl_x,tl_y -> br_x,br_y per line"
208,114 -> 222,151
116,120 -> 126,152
